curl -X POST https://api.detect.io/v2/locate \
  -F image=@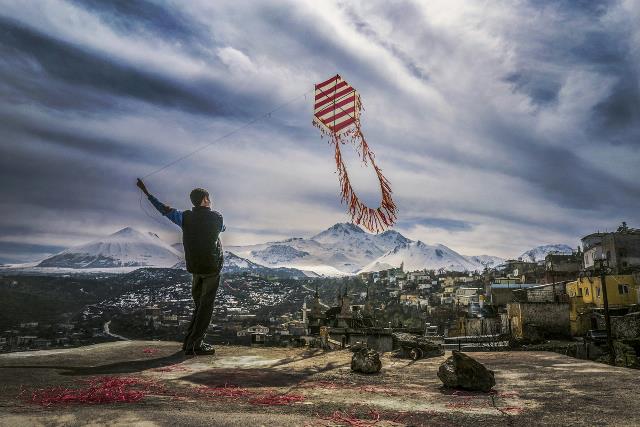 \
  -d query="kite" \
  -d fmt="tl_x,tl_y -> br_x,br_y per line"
313,74 -> 397,233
